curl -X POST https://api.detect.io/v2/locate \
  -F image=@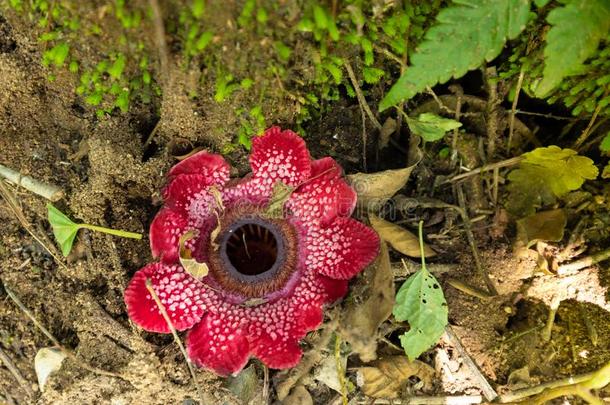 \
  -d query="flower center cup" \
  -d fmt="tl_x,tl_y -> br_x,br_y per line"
207,210 -> 299,300
220,219 -> 284,280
